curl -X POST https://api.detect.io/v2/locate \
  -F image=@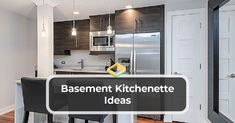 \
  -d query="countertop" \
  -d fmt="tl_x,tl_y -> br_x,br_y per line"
54,67 -> 107,74
15,77 -> 47,84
